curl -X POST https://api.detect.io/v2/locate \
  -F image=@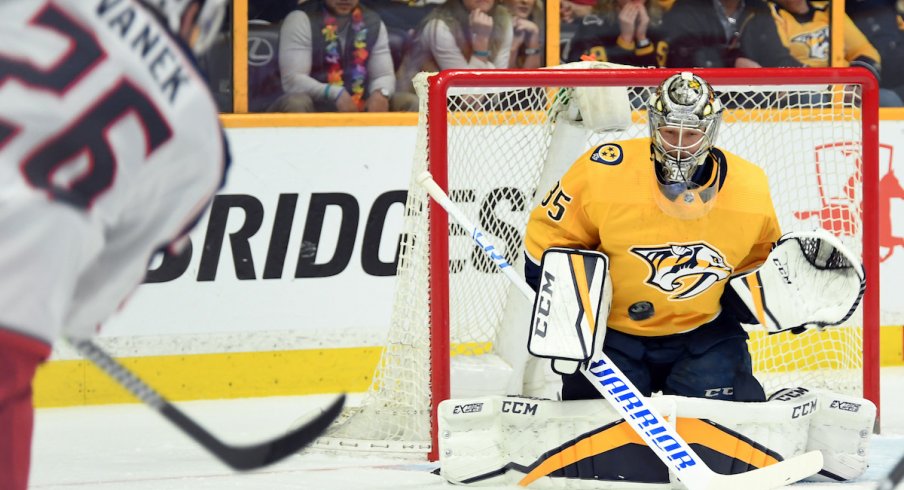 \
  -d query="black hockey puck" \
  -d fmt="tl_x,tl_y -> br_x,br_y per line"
628,301 -> 654,321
